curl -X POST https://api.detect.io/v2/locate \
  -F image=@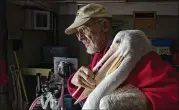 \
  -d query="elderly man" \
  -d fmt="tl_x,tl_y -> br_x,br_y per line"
65,3 -> 179,110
